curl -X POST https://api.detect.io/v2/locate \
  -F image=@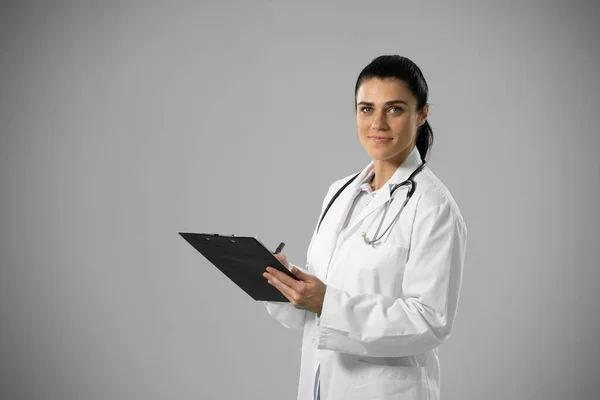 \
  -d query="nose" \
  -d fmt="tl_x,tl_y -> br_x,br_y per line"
371,111 -> 388,130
